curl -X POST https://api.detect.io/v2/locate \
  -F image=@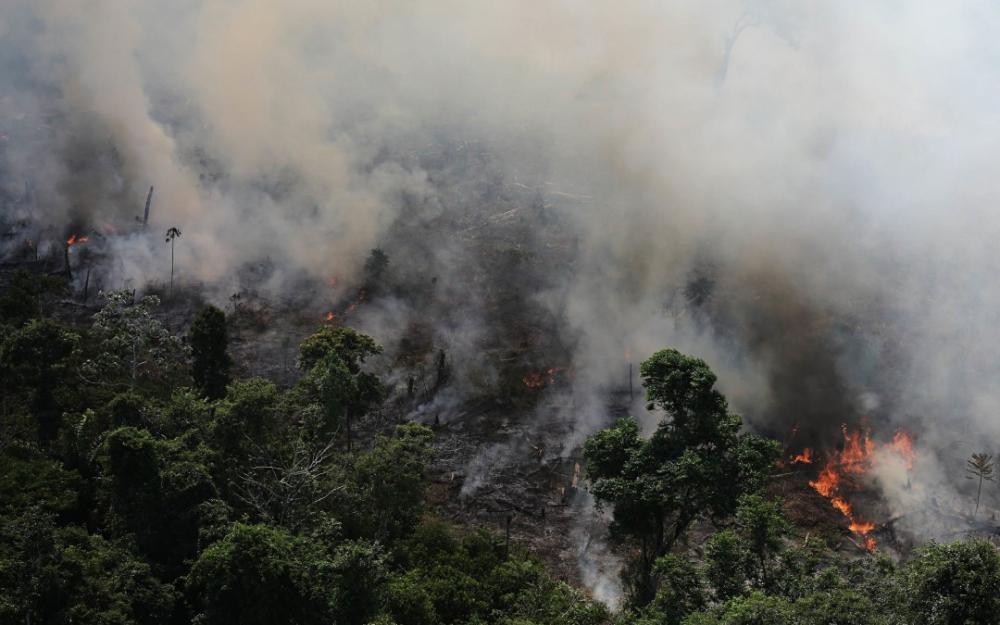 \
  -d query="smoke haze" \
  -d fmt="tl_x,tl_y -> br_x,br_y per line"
5,0 -> 1000,590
